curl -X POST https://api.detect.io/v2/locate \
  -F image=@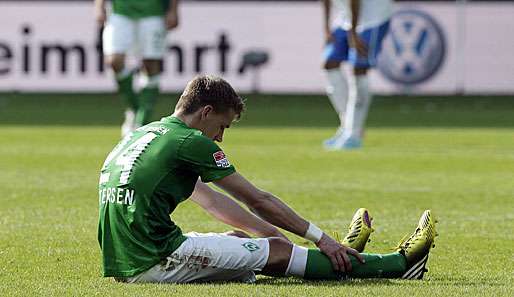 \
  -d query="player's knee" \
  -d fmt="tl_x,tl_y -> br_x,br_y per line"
353,67 -> 368,76
263,237 -> 293,276
142,59 -> 162,76
105,55 -> 125,73
323,60 -> 340,70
